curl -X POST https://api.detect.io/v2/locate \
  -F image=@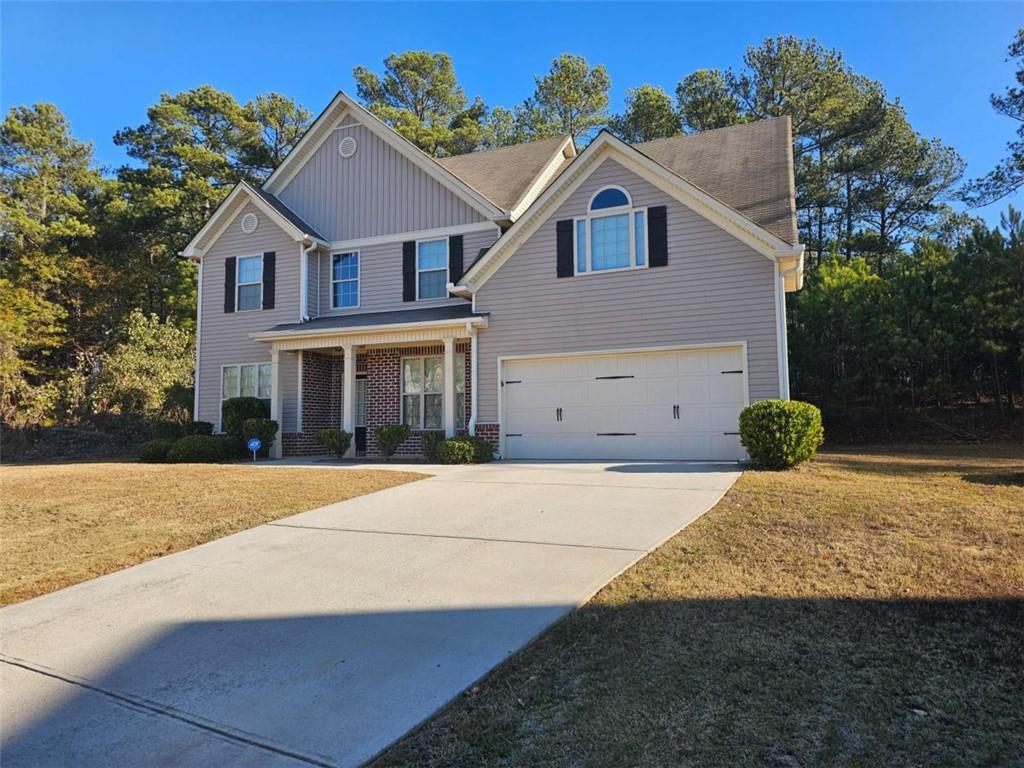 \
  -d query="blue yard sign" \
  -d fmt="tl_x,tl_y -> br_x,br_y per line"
247,438 -> 262,460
